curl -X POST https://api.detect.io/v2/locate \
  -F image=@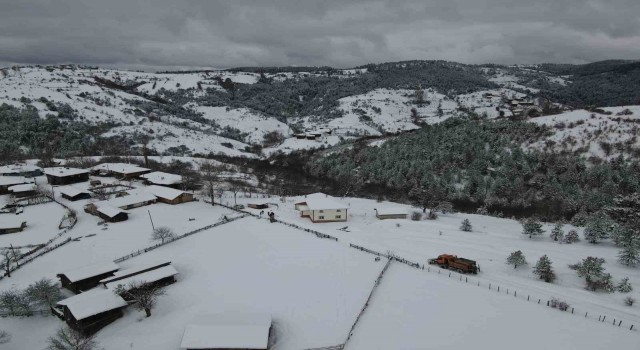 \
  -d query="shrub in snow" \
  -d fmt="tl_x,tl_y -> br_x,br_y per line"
521,218 -> 544,239
617,277 -> 633,293
476,206 -> 489,215
506,250 -> 527,269
0,330 -> 10,344
410,211 -> 422,221
114,281 -> 166,317
625,296 -> 636,306
0,290 -> 31,316
533,255 -> 555,283
570,210 -> 589,227
550,298 -> 569,311
25,278 -> 63,308
47,326 -> 98,350
586,273 -> 614,293
460,219 -> 472,232
550,222 -> 564,241
575,257 -> 605,284
563,230 -> 580,243
427,211 -> 438,220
